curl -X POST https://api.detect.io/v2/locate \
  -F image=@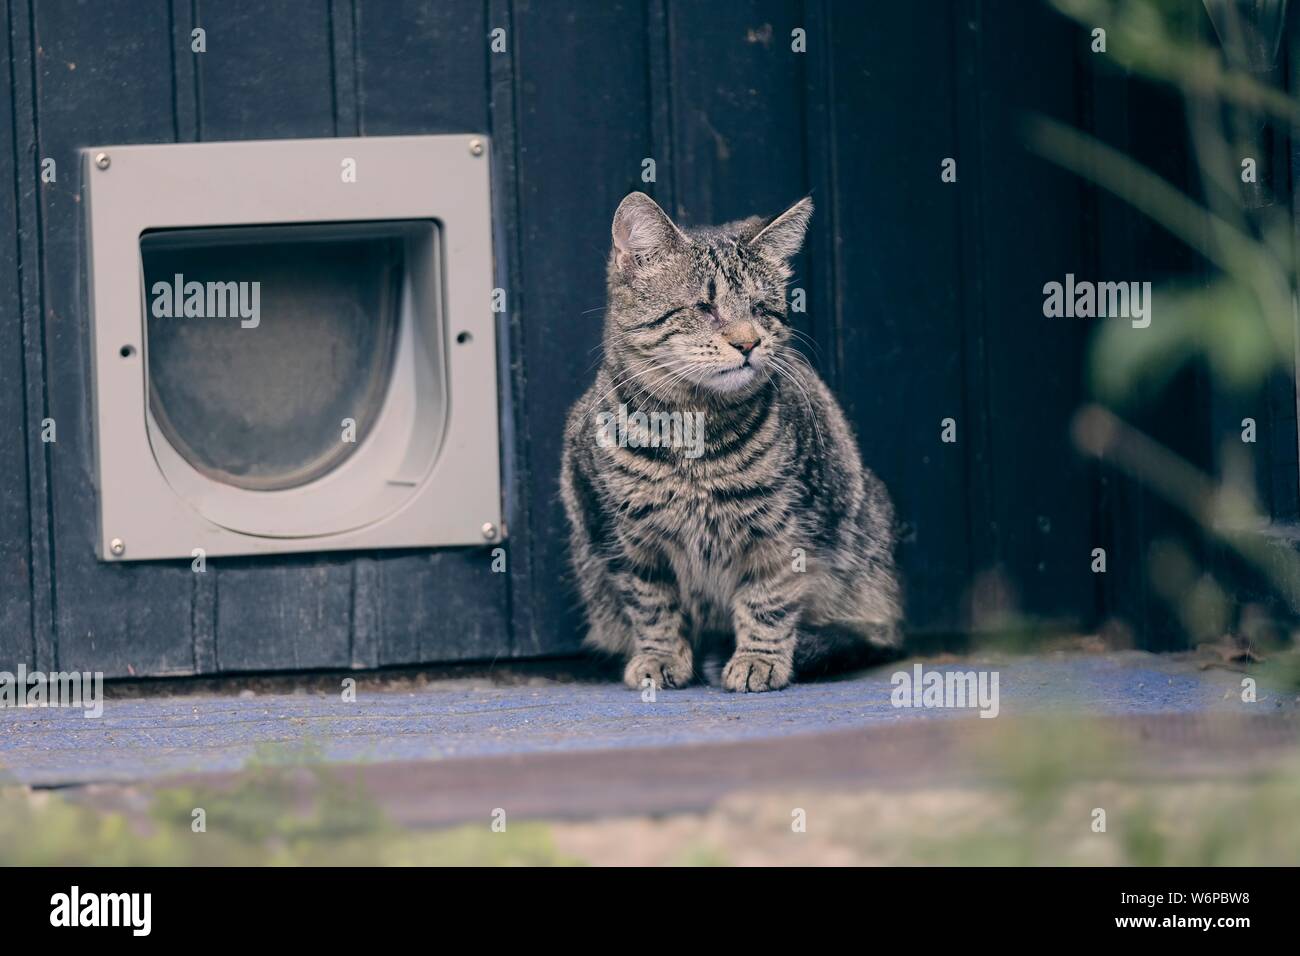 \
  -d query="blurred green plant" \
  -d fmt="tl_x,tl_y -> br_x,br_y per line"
0,743 -> 580,866
1026,0 -> 1300,662
1055,0 -> 1300,121
3,721 -> 1298,865
1038,0 -> 1296,403
904,718 -> 1300,865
